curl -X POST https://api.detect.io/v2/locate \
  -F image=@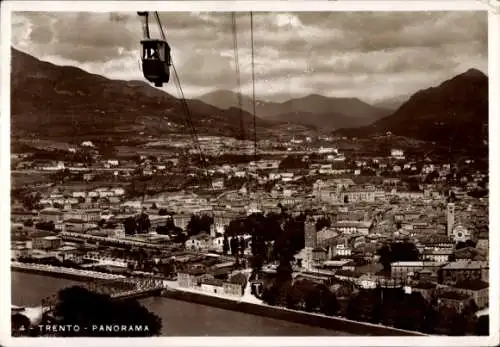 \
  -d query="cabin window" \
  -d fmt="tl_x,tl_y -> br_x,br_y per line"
158,43 -> 166,61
